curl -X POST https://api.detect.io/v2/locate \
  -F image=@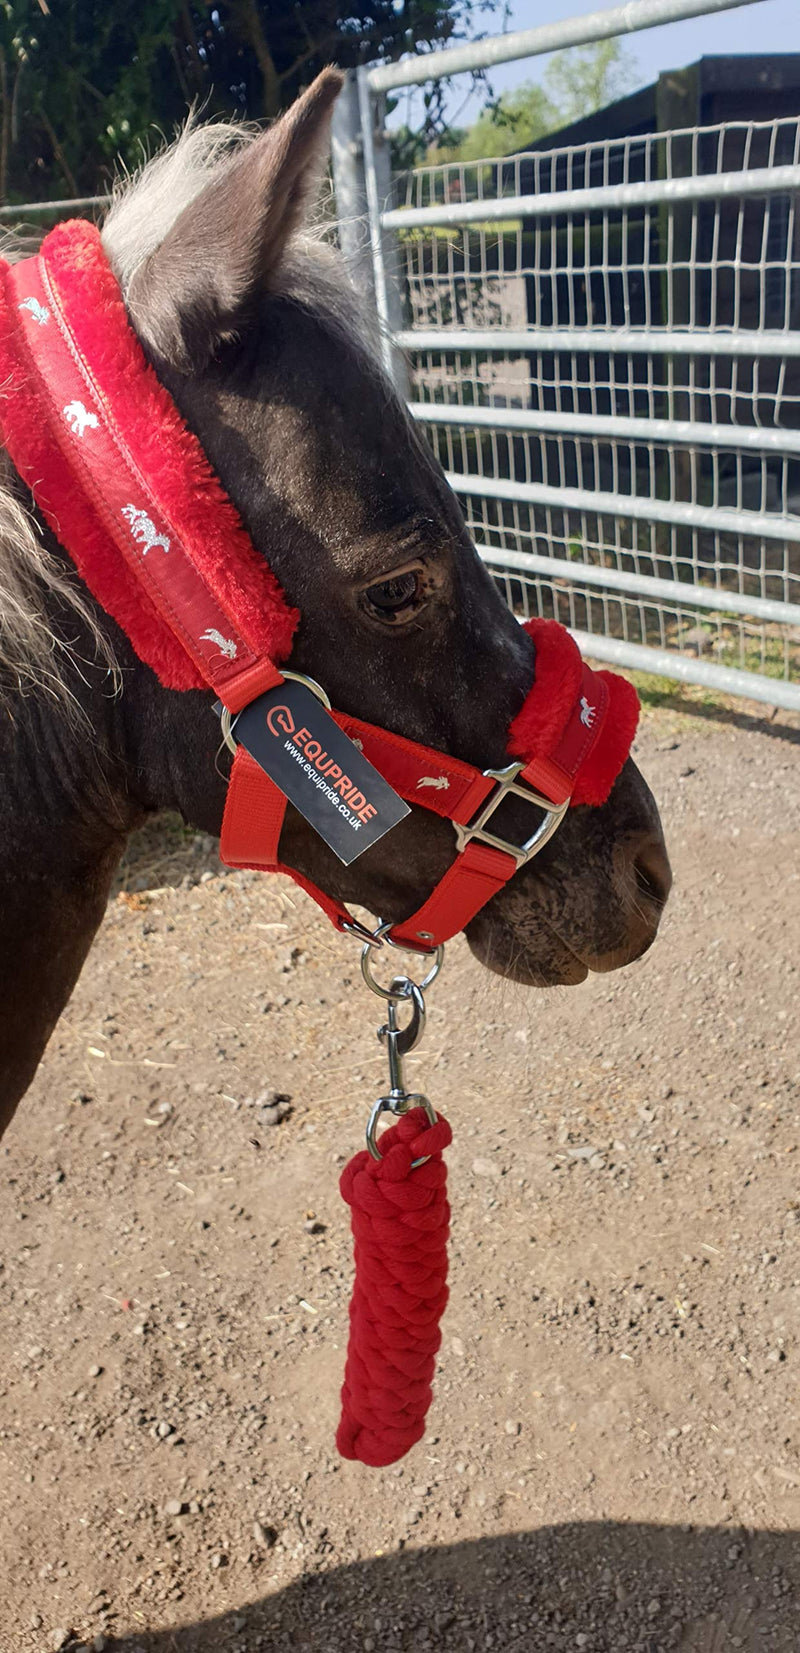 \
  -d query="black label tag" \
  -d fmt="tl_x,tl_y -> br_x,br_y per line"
219,683 -> 410,865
